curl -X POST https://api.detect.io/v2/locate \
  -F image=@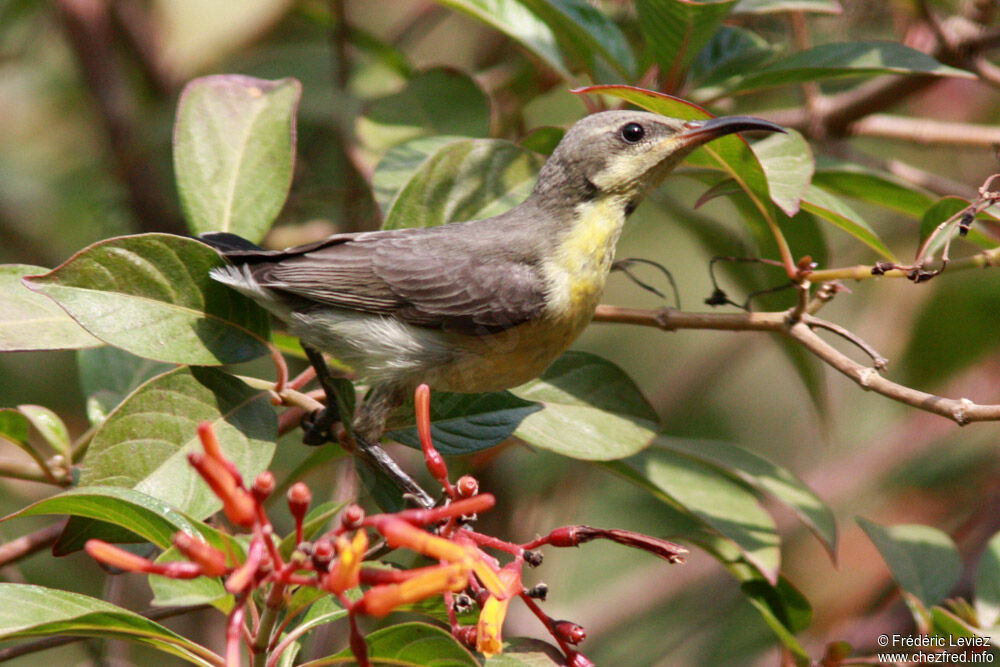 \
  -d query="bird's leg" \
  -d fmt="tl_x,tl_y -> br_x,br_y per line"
352,386 -> 435,509
301,345 -> 342,446
299,349 -> 434,508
